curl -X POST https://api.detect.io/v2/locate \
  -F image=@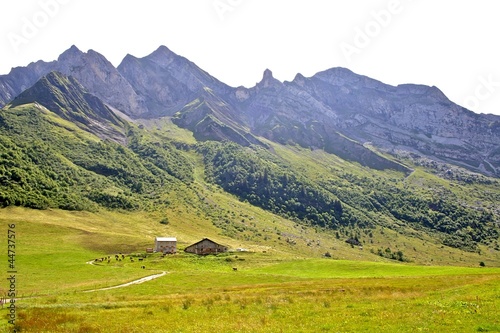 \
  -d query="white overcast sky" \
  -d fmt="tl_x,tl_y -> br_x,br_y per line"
1,0 -> 499,115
